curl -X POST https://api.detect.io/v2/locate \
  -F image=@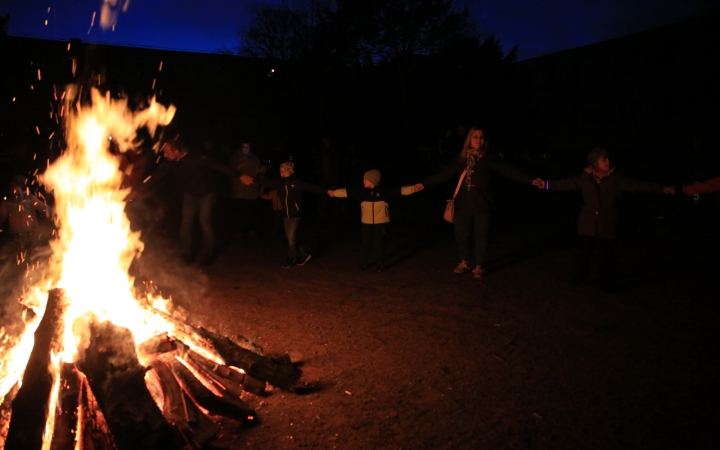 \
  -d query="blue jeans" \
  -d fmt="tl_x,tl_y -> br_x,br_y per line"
453,212 -> 490,266
181,192 -> 215,258
283,216 -> 307,258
